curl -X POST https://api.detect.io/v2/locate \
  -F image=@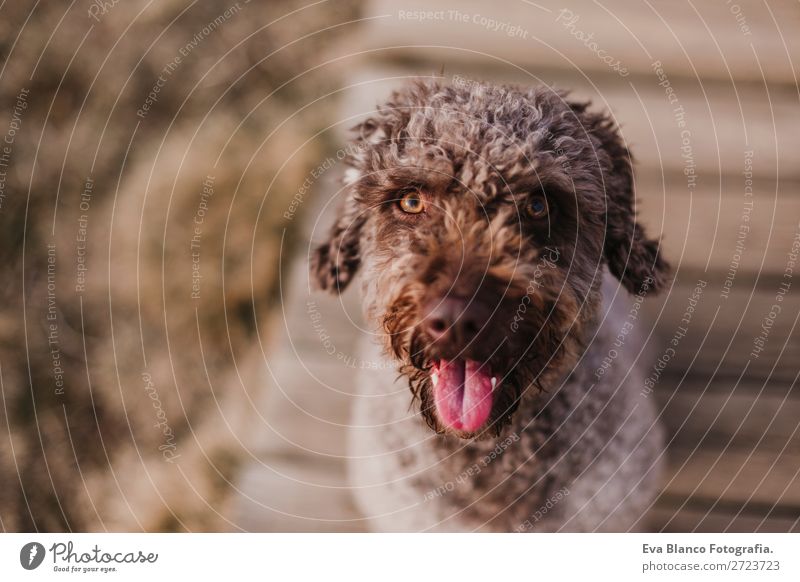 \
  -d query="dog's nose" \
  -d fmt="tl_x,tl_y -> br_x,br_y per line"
424,296 -> 488,345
